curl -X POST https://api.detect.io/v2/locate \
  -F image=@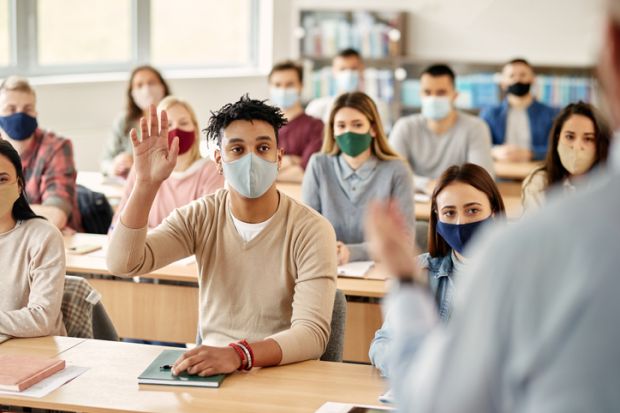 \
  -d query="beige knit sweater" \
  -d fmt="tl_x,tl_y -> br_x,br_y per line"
0,218 -> 66,337
107,189 -> 337,364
